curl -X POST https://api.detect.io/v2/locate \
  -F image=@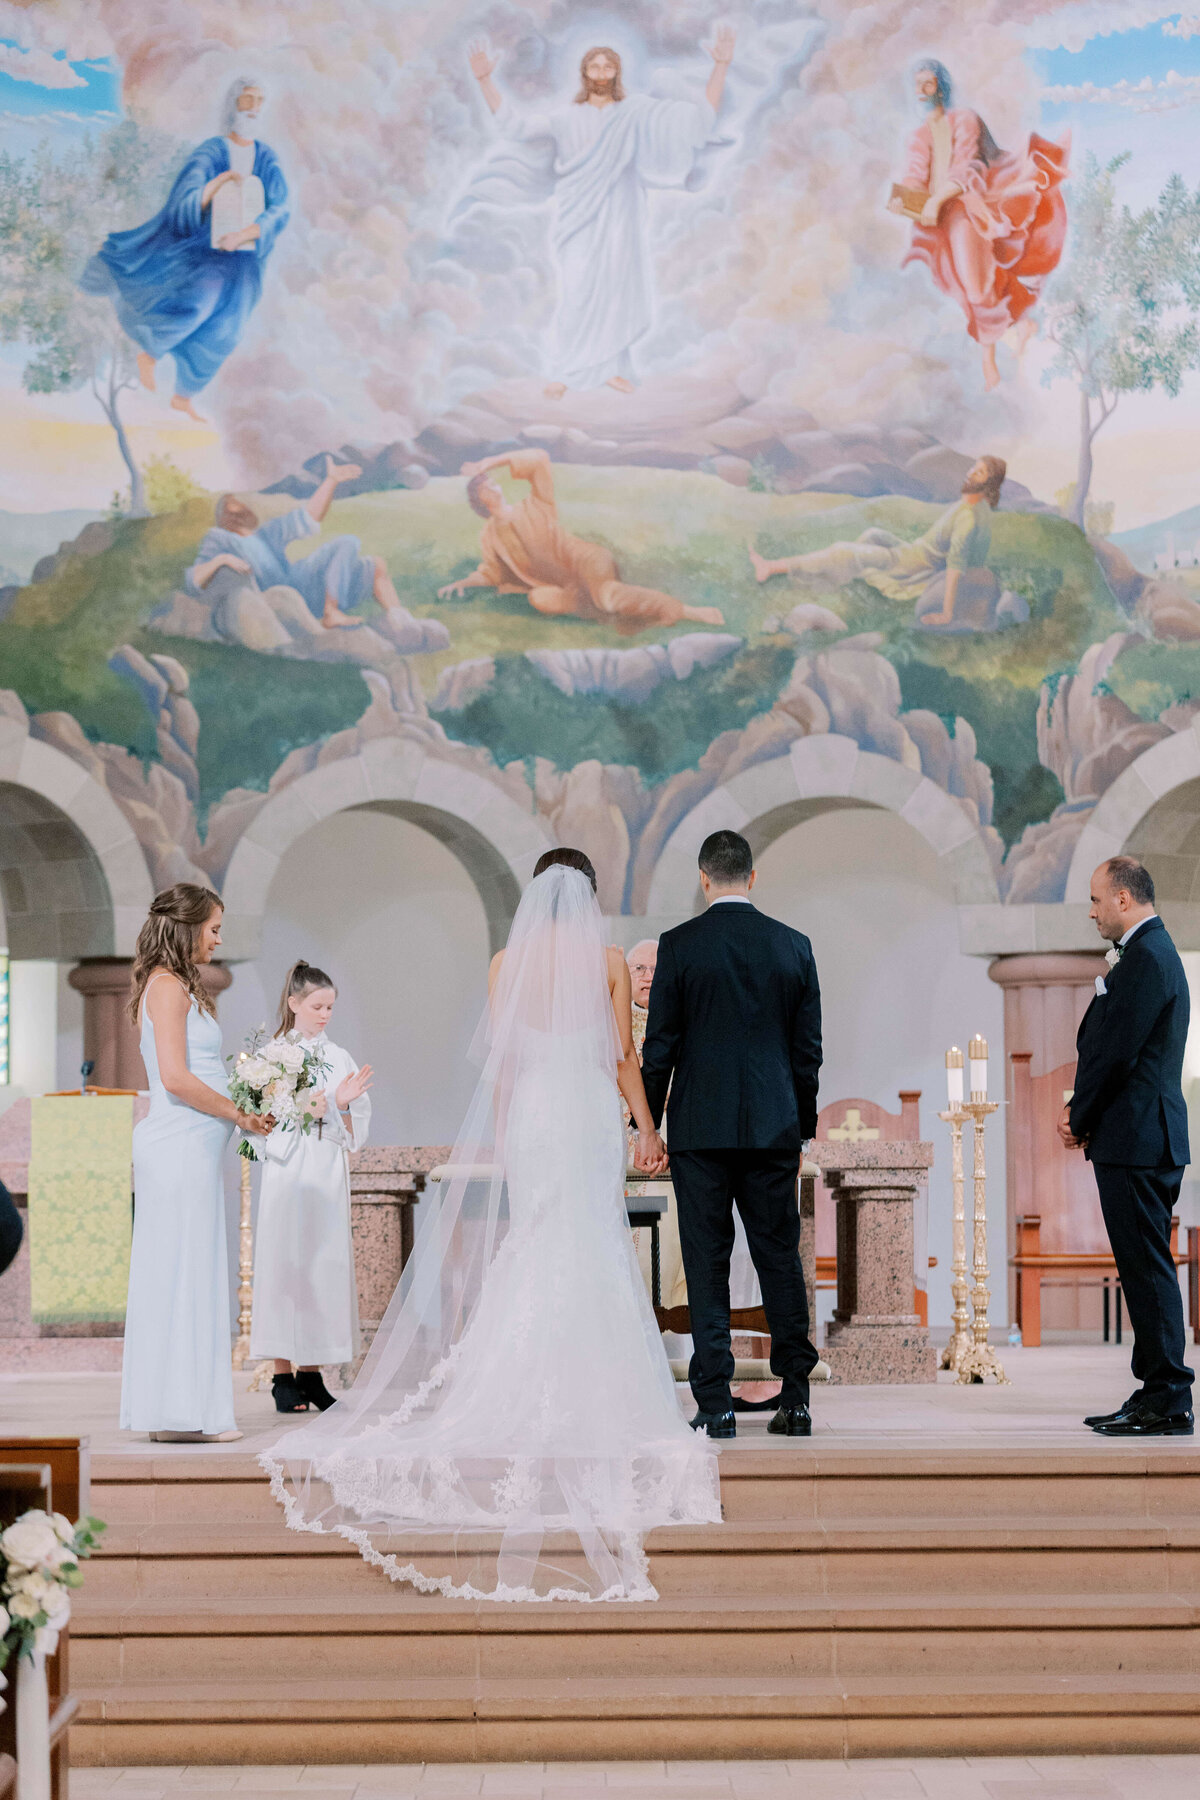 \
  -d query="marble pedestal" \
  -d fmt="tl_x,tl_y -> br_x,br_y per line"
814,1141 -> 937,1384
343,1145 -> 450,1375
